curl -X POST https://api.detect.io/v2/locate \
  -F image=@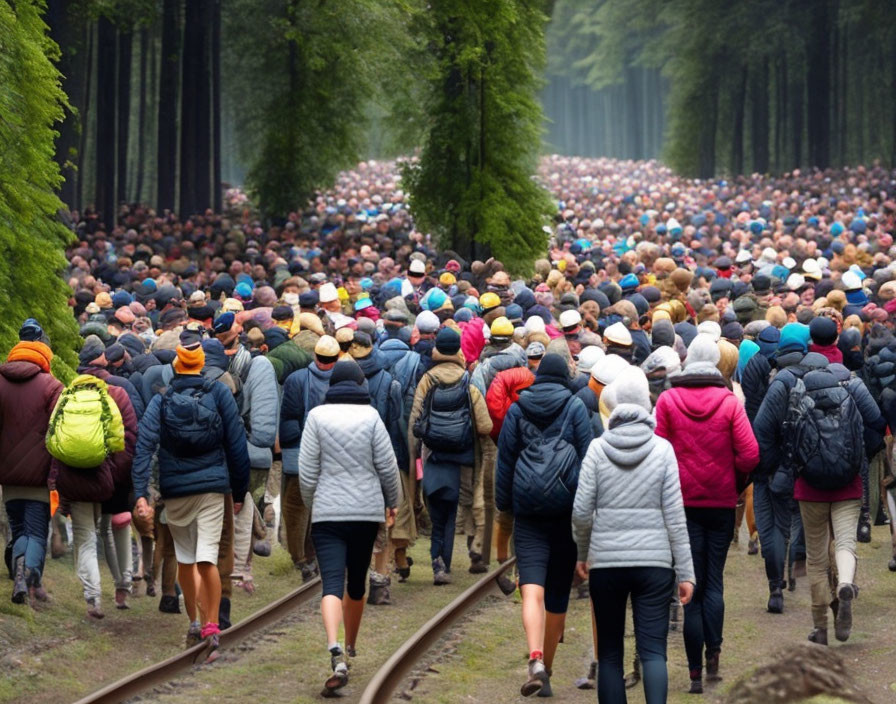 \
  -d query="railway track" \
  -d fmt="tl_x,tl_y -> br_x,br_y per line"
71,558 -> 517,704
